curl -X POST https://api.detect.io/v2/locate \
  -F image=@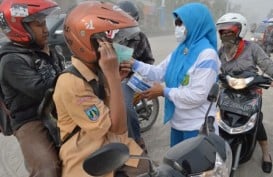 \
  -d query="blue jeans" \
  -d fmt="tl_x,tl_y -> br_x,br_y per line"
122,80 -> 141,141
170,128 -> 199,147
